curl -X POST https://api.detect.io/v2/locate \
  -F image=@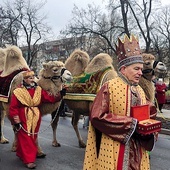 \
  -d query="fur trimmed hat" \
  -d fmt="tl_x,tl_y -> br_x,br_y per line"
115,34 -> 143,70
